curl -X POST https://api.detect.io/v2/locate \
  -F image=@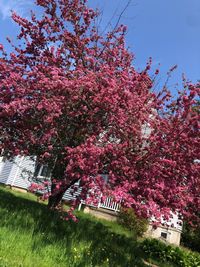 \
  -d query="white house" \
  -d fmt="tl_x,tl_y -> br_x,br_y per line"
0,156 -> 83,202
0,156 -> 182,246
